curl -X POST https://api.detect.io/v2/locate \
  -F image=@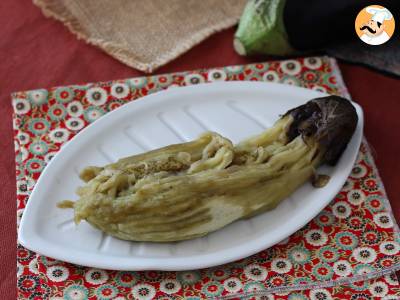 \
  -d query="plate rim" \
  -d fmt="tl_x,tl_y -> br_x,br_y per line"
18,81 -> 364,270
